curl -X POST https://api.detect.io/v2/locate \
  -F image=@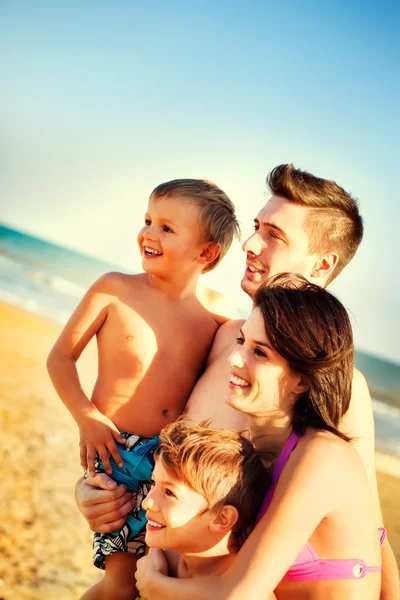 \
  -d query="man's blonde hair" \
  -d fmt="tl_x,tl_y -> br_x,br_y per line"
151,179 -> 240,272
156,419 -> 271,534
